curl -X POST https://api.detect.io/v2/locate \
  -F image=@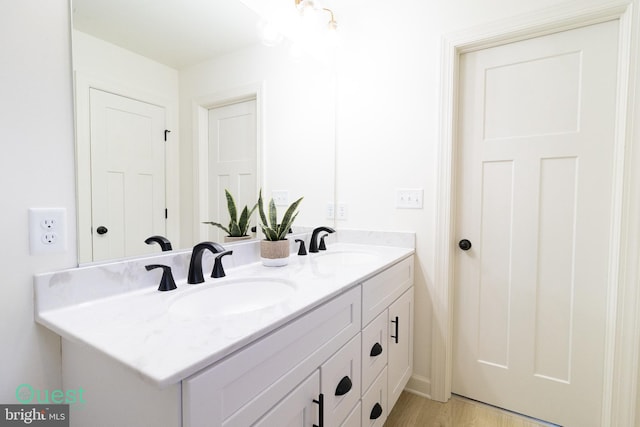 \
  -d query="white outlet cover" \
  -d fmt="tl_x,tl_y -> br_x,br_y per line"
326,202 -> 335,219
29,208 -> 67,254
336,203 -> 348,220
